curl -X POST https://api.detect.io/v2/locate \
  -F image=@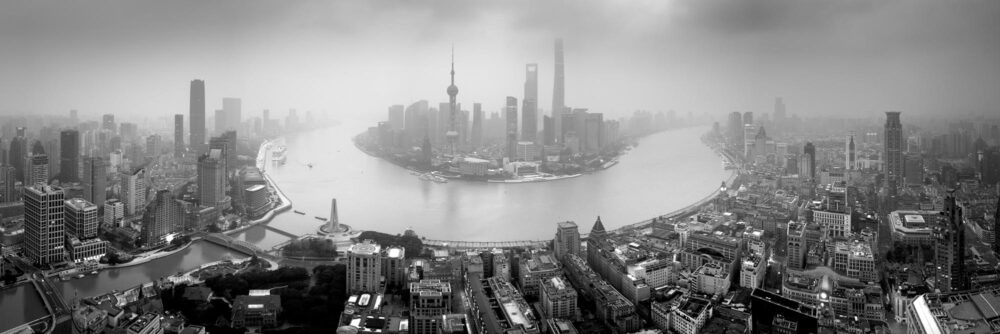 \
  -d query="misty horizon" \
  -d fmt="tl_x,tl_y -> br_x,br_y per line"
1,0 -> 998,122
